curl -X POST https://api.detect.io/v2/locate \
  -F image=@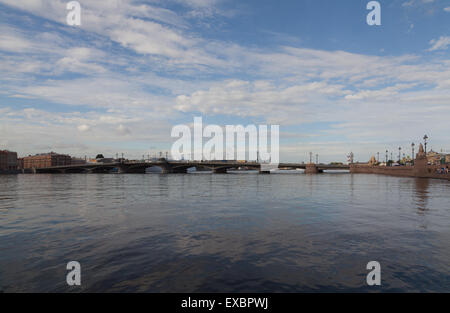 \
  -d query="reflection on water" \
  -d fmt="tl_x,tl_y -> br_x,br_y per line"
0,173 -> 449,292
414,178 -> 430,214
